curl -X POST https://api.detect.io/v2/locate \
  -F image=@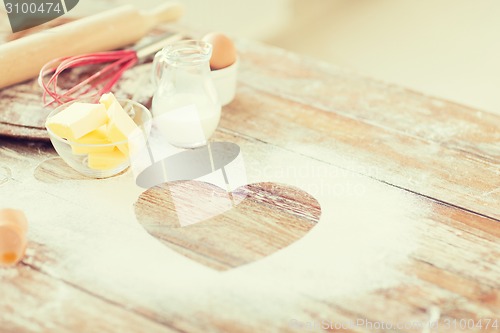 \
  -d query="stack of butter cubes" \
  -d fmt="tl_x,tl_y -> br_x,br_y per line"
46,93 -> 140,170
